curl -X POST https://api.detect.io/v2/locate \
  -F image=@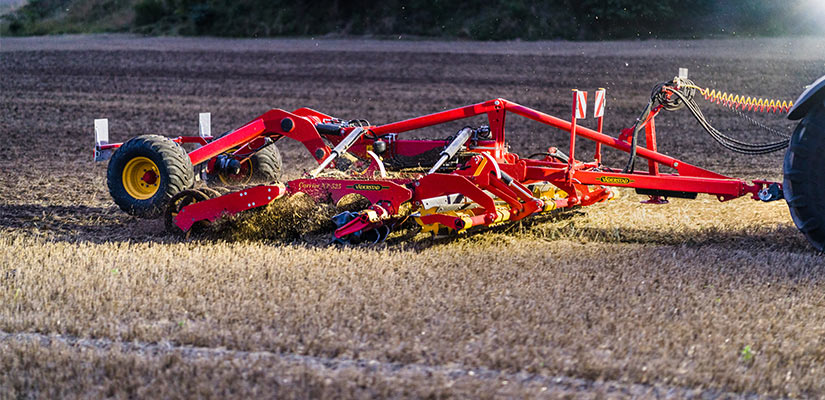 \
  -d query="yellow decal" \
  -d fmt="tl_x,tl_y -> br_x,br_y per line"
297,182 -> 342,190
347,183 -> 389,191
596,176 -> 634,185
